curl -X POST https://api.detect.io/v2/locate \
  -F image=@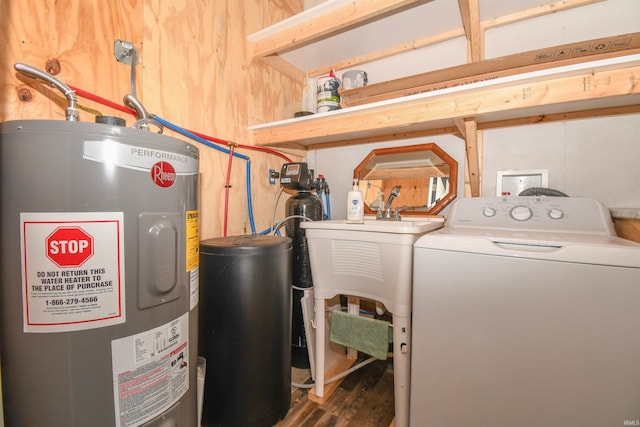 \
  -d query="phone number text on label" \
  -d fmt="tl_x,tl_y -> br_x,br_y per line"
45,296 -> 99,306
